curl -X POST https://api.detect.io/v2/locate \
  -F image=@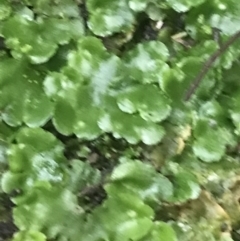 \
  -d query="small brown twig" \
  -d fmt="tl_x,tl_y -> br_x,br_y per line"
184,30 -> 240,101
78,170 -> 111,197
78,182 -> 104,197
